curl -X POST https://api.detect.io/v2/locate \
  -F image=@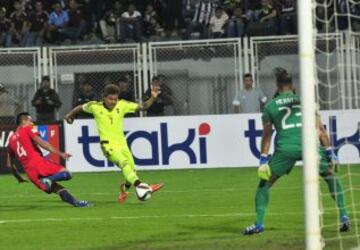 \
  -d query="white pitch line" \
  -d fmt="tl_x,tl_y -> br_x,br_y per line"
0,186 -> 303,199
0,211 -> 305,225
